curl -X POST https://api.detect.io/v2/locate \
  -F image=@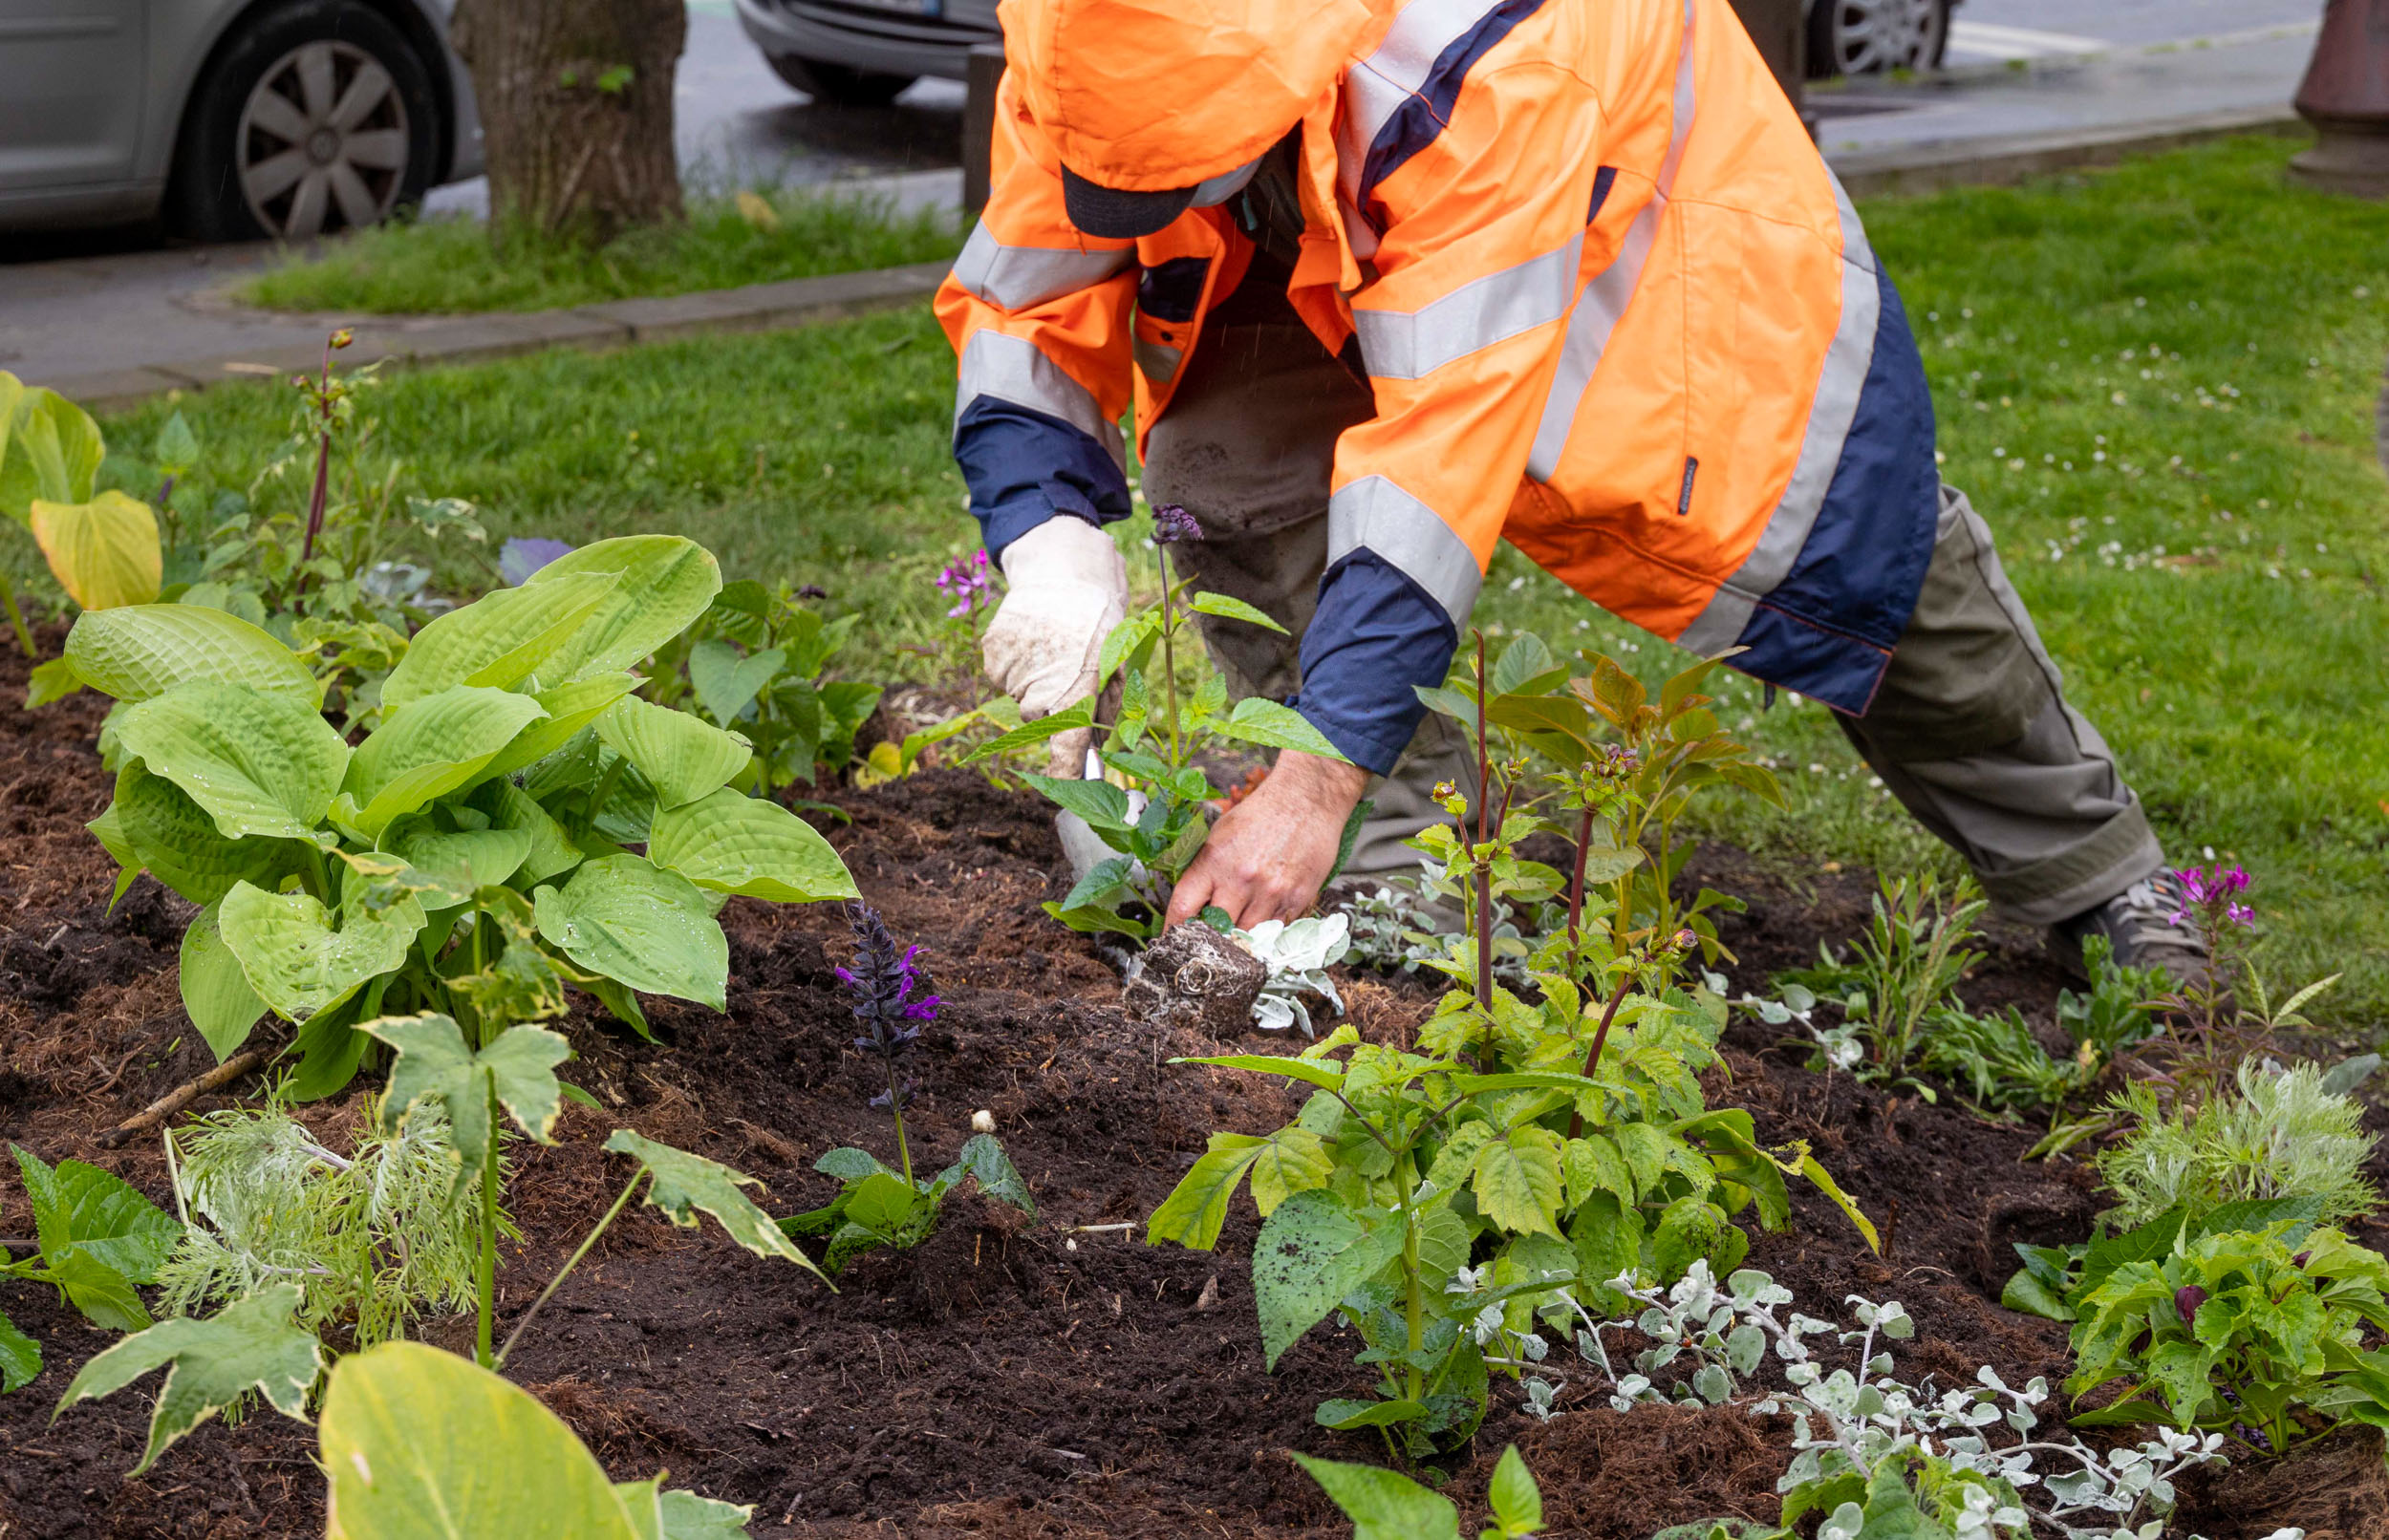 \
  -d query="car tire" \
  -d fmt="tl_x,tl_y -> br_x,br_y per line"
764,53 -> 916,107
166,0 -> 441,244
1804,0 -> 1951,78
